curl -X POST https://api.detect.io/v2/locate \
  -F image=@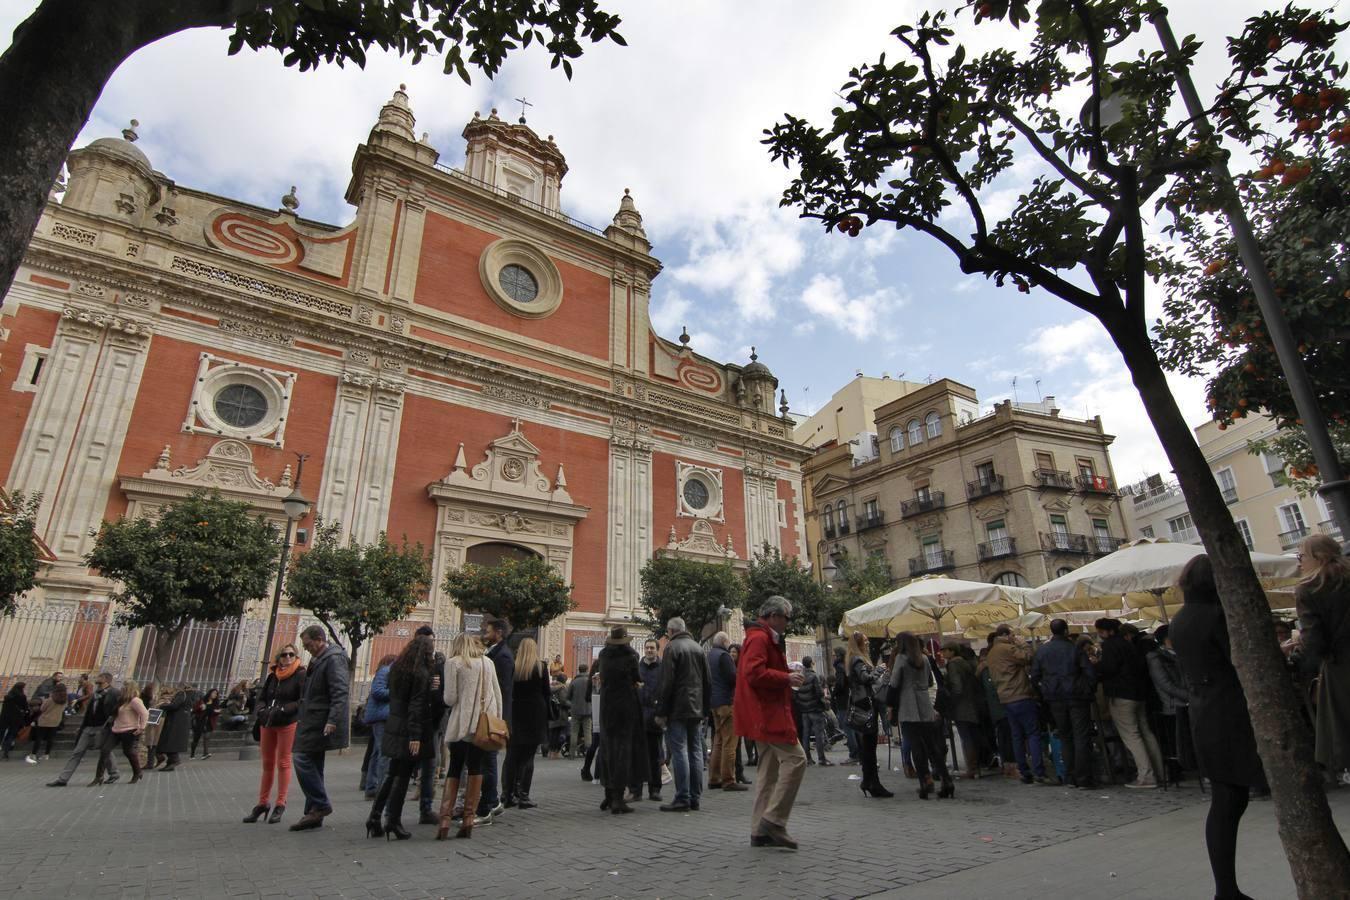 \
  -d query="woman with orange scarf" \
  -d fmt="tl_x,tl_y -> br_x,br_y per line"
245,644 -> 307,825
